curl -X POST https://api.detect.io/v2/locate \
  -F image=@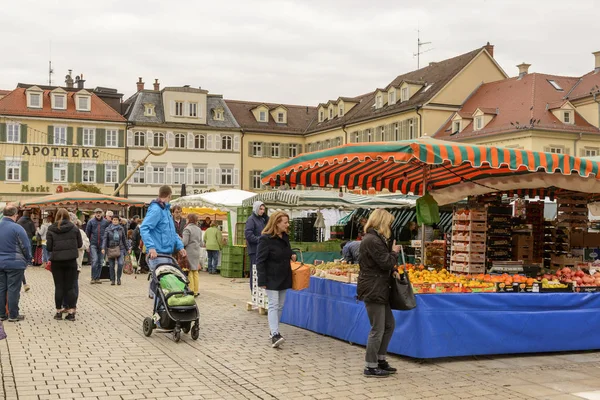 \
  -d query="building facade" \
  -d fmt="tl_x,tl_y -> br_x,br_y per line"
123,79 -> 241,201
0,79 -> 127,201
